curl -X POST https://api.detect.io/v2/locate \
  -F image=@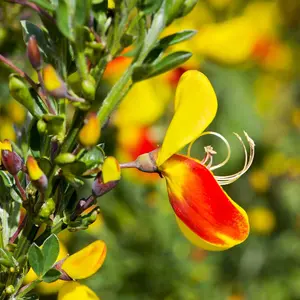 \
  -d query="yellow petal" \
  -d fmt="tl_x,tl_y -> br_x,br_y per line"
62,240 -> 106,280
160,154 -> 249,251
157,70 -> 217,166
58,282 -> 100,300
102,156 -> 121,184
